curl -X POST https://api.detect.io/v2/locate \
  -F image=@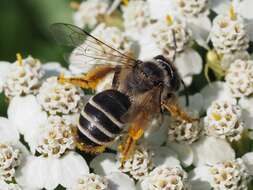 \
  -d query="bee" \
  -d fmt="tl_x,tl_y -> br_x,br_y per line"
50,23 -> 198,161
